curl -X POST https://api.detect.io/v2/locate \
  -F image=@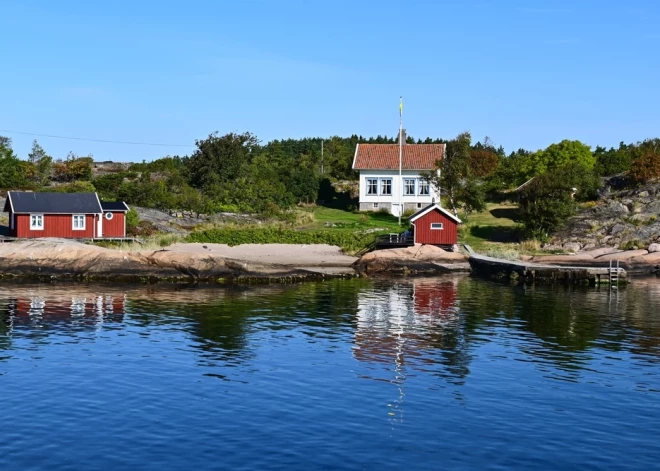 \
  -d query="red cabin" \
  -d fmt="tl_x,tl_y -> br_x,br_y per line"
4,191 -> 129,239
409,204 -> 461,248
